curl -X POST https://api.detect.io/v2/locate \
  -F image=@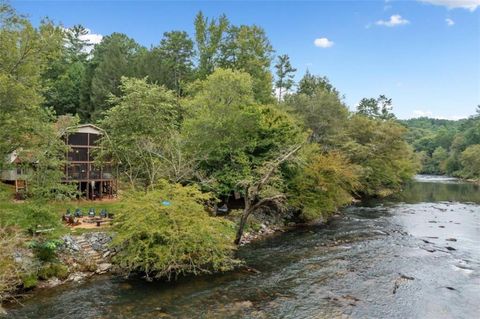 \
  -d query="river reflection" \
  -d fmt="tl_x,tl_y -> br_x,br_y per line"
5,176 -> 480,319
